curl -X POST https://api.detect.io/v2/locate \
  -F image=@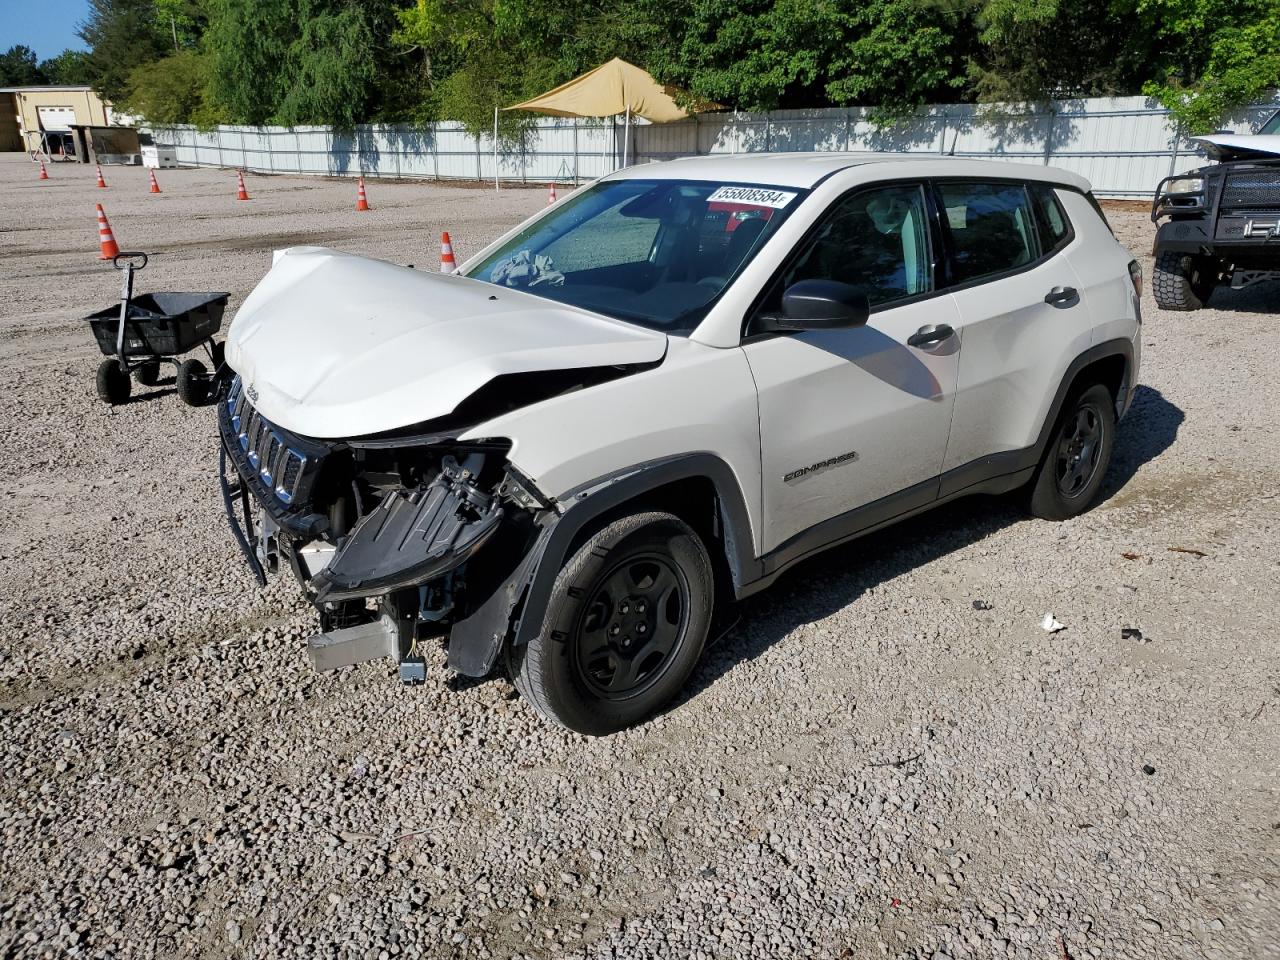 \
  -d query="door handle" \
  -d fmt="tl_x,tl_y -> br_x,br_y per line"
907,323 -> 954,347
1044,285 -> 1078,304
